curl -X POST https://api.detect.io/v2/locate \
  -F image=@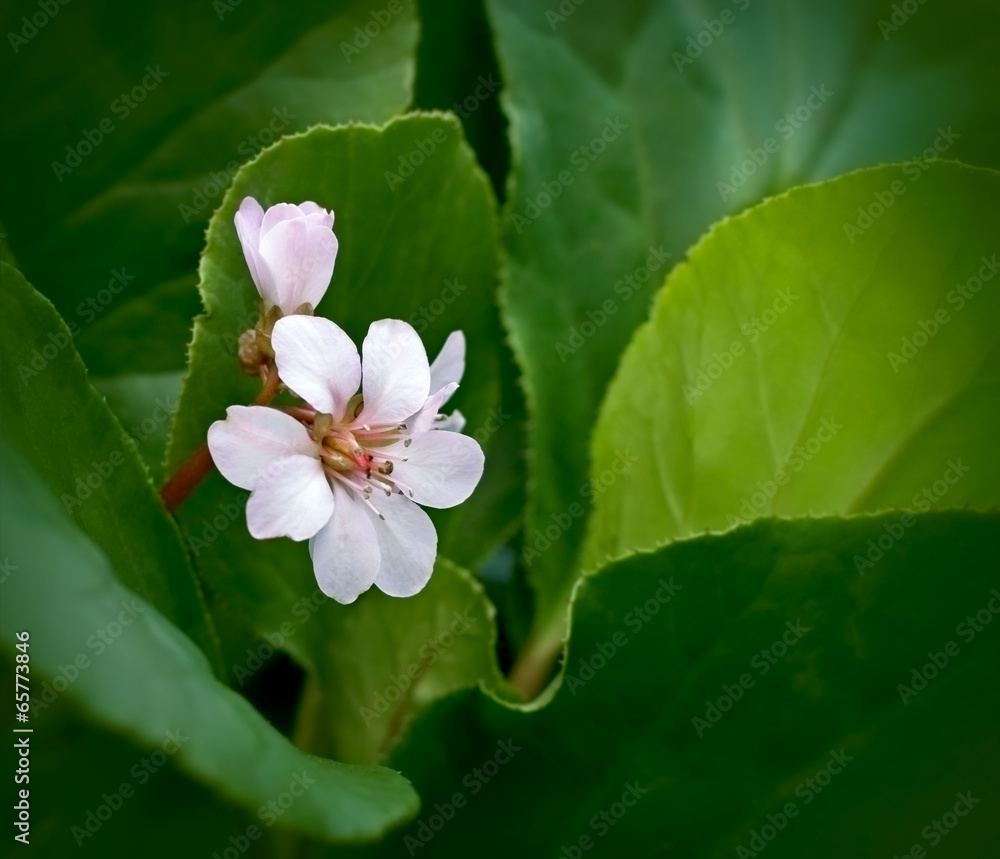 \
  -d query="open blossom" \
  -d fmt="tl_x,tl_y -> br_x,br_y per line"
207,317 -> 483,604
233,197 -> 338,316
